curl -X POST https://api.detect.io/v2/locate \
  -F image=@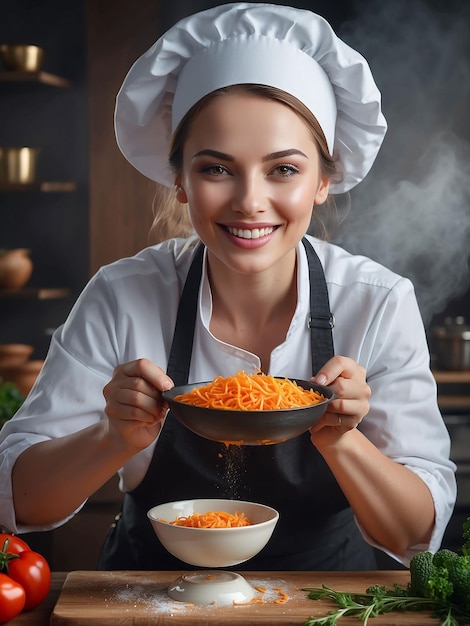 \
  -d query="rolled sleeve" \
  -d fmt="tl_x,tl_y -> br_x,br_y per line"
0,331 -> 110,533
